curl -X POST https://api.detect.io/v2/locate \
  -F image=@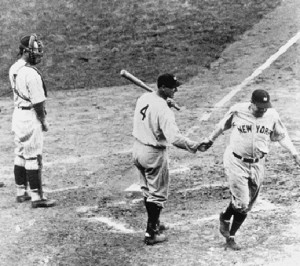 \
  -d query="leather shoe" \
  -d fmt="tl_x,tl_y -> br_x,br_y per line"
144,232 -> 167,245
32,199 -> 56,208
16,192 -> 31,203
158,222 -> 169,232
226,237 -> 241,250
